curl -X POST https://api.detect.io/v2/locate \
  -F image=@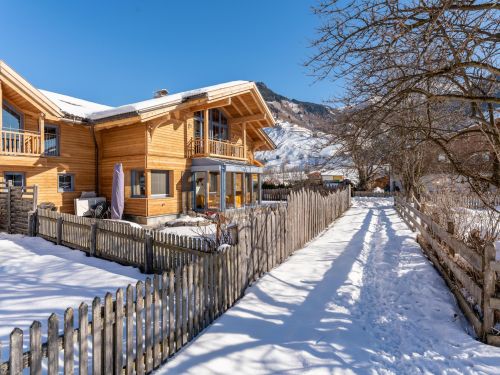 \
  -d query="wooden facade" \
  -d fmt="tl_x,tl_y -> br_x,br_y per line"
0,62 -> 275,223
